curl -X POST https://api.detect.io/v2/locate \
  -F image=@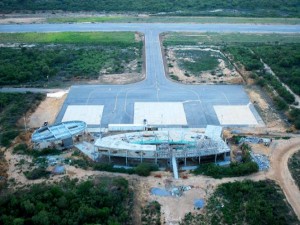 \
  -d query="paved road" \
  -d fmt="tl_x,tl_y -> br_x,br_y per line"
1,23 -> 299,127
